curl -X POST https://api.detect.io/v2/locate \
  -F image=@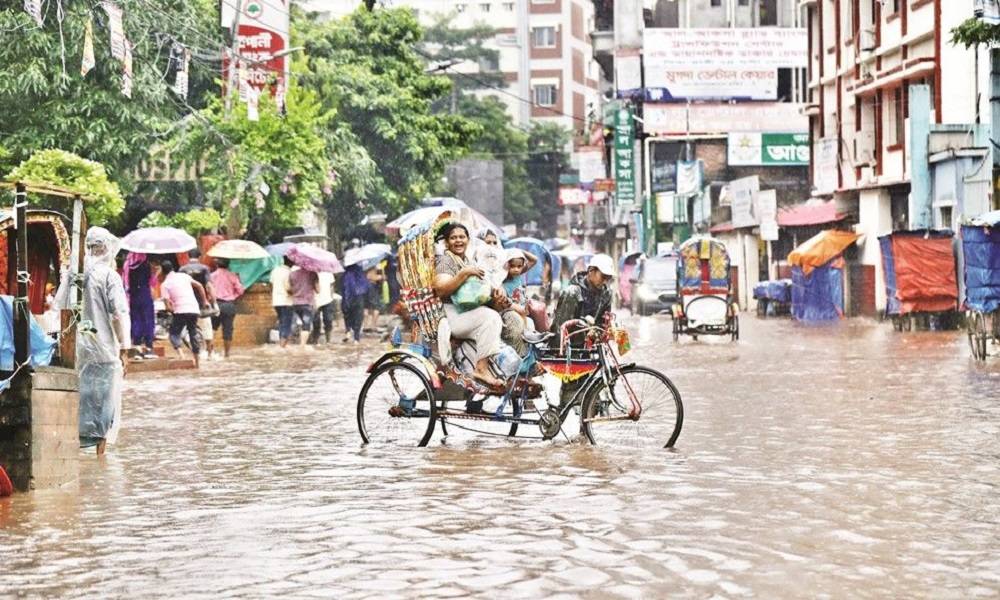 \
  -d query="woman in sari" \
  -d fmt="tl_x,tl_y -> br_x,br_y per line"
433,222 -> 504,388
123,252 -> 156,356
